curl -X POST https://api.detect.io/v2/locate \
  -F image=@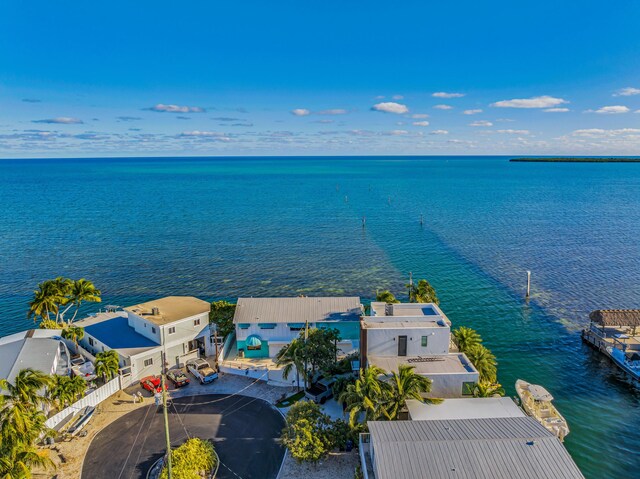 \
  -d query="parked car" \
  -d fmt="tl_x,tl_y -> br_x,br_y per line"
305,376 -> 336,404
140,375 -> 165,393
167,369 -> 190,388
186,358 -> 218,384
